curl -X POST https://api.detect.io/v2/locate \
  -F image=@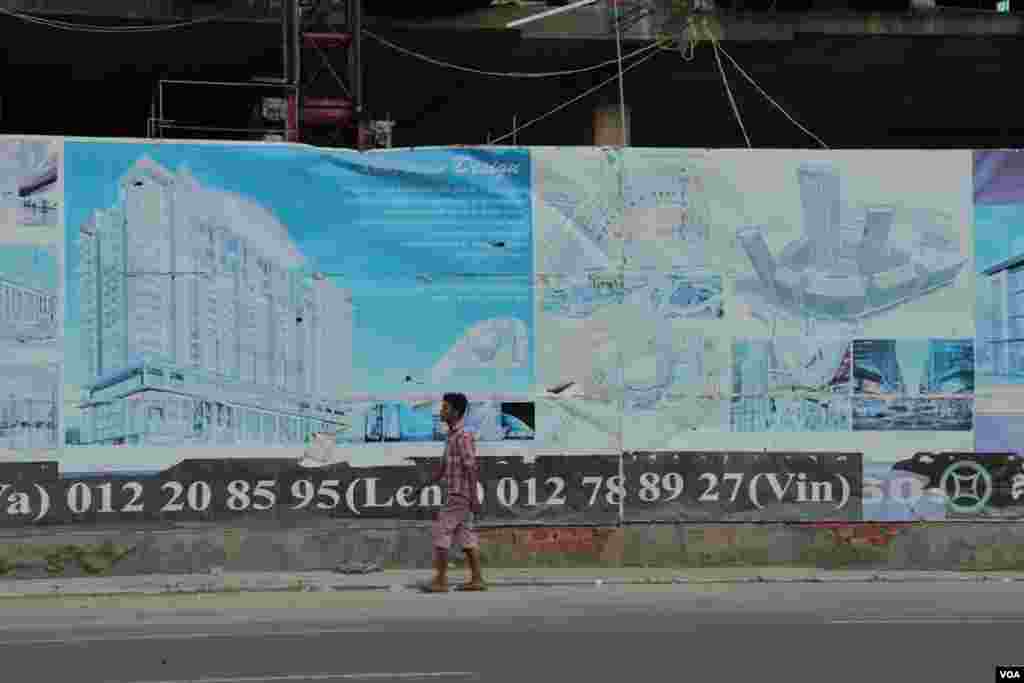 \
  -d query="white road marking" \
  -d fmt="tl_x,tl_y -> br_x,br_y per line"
0,626 -> 373,646
0,615 -> 266,632
126,673 -> 477,683
831,618 -> 1024,624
